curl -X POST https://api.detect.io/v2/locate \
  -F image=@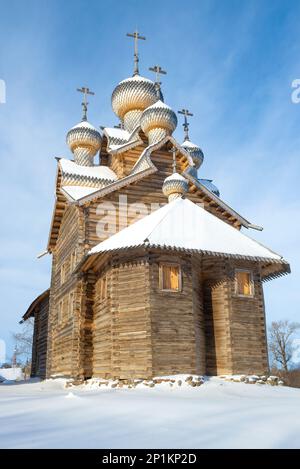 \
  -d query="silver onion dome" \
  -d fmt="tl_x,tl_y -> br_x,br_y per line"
111,75 -> 159,132
181,139 -> 204,169
162,172 -> 188,202
140,100 -> 177,144
199,179 -> 220,197
66,121 -> 102,166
